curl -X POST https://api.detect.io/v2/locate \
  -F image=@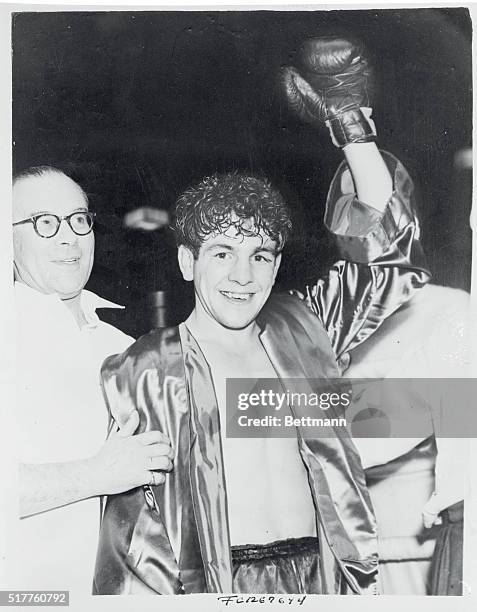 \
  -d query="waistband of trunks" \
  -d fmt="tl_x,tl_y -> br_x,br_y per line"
231,536 -> 319,563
